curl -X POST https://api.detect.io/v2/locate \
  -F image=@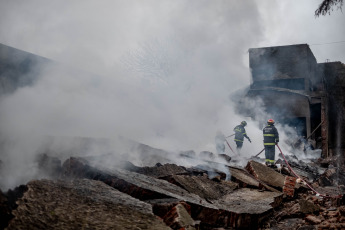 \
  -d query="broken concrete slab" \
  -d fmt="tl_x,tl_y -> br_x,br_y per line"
245,160 -> 286,189
195,162 -> 279,192
199,188 -> 283,228
227,166 -> 261,187
65,158 -> 259,228
147,189 -> 283,229
216,188 -> 284,211
163,174 -> 238,200
62,157 -> 286,229
62,157 -> 217,209
125,163 -> 189,179
162,203 -> 196,229
6,179 -> 170,230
